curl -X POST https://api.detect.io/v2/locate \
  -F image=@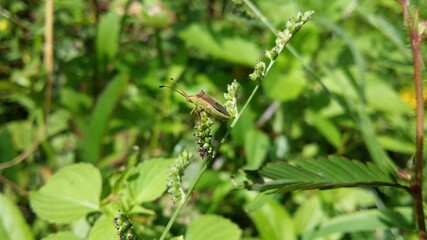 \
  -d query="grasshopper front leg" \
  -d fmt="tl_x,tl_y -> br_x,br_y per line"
190,106 -> 199,117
